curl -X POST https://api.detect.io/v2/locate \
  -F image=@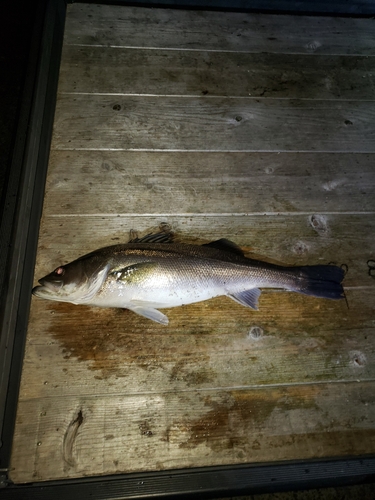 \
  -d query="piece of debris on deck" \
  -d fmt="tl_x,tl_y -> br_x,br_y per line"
10,3 -> 375,483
